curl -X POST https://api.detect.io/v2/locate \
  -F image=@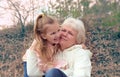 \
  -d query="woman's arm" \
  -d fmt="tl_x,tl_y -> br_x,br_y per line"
73,49 -> 92,77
